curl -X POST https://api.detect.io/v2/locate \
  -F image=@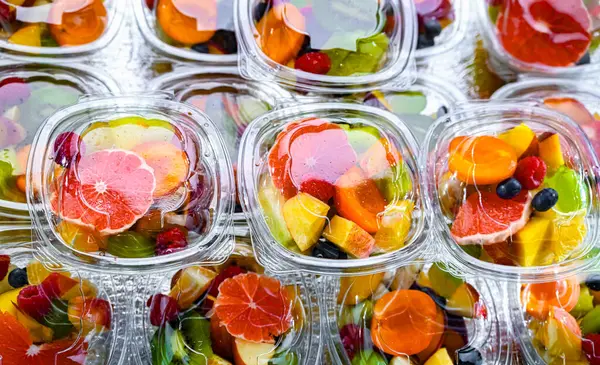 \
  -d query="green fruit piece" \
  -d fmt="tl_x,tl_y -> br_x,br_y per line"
323,48 -> 352,75
258,176 -> 295,248
151,323 -> 176,365
374,162 -> 413,202
337,300 -> 374,328
581,305 -> 600,335
107,232 -> 155,258
543,166 -> 588,214
0,148 -> 18,175
269,351 -> 299,365
357,33 -> 389,61
427,263 -> 464,299
42,300 -> 73,340
171,329 -> 189,361
238,95 -> 271,123
488,5 -> 500,23
337,52 -> 379,76
351,349 -> 387,365
41,35 -> 60,47
180,311 -> 213,365
385,91 -> 427,115
0,160 -> 23,202
462,245 -> 483,259
571,286 -> 594,319
345,126 -> 381,155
